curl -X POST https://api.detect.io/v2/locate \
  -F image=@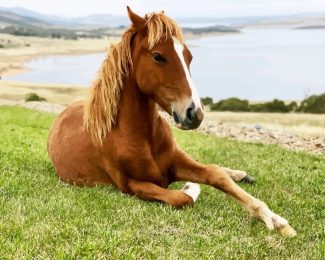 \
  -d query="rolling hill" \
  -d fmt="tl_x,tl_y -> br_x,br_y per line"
0,7 -> 126,28
0,9 -> 50,27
